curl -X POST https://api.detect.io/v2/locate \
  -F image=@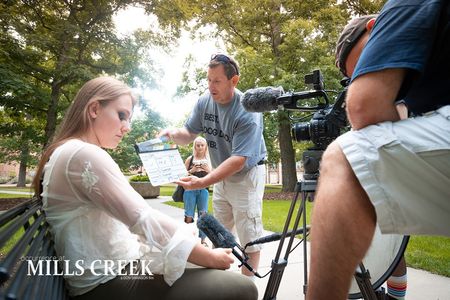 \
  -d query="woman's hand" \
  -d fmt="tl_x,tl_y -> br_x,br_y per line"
188,244 -> 235,269
189,164 -> 207,173
208,248 -> 235,269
